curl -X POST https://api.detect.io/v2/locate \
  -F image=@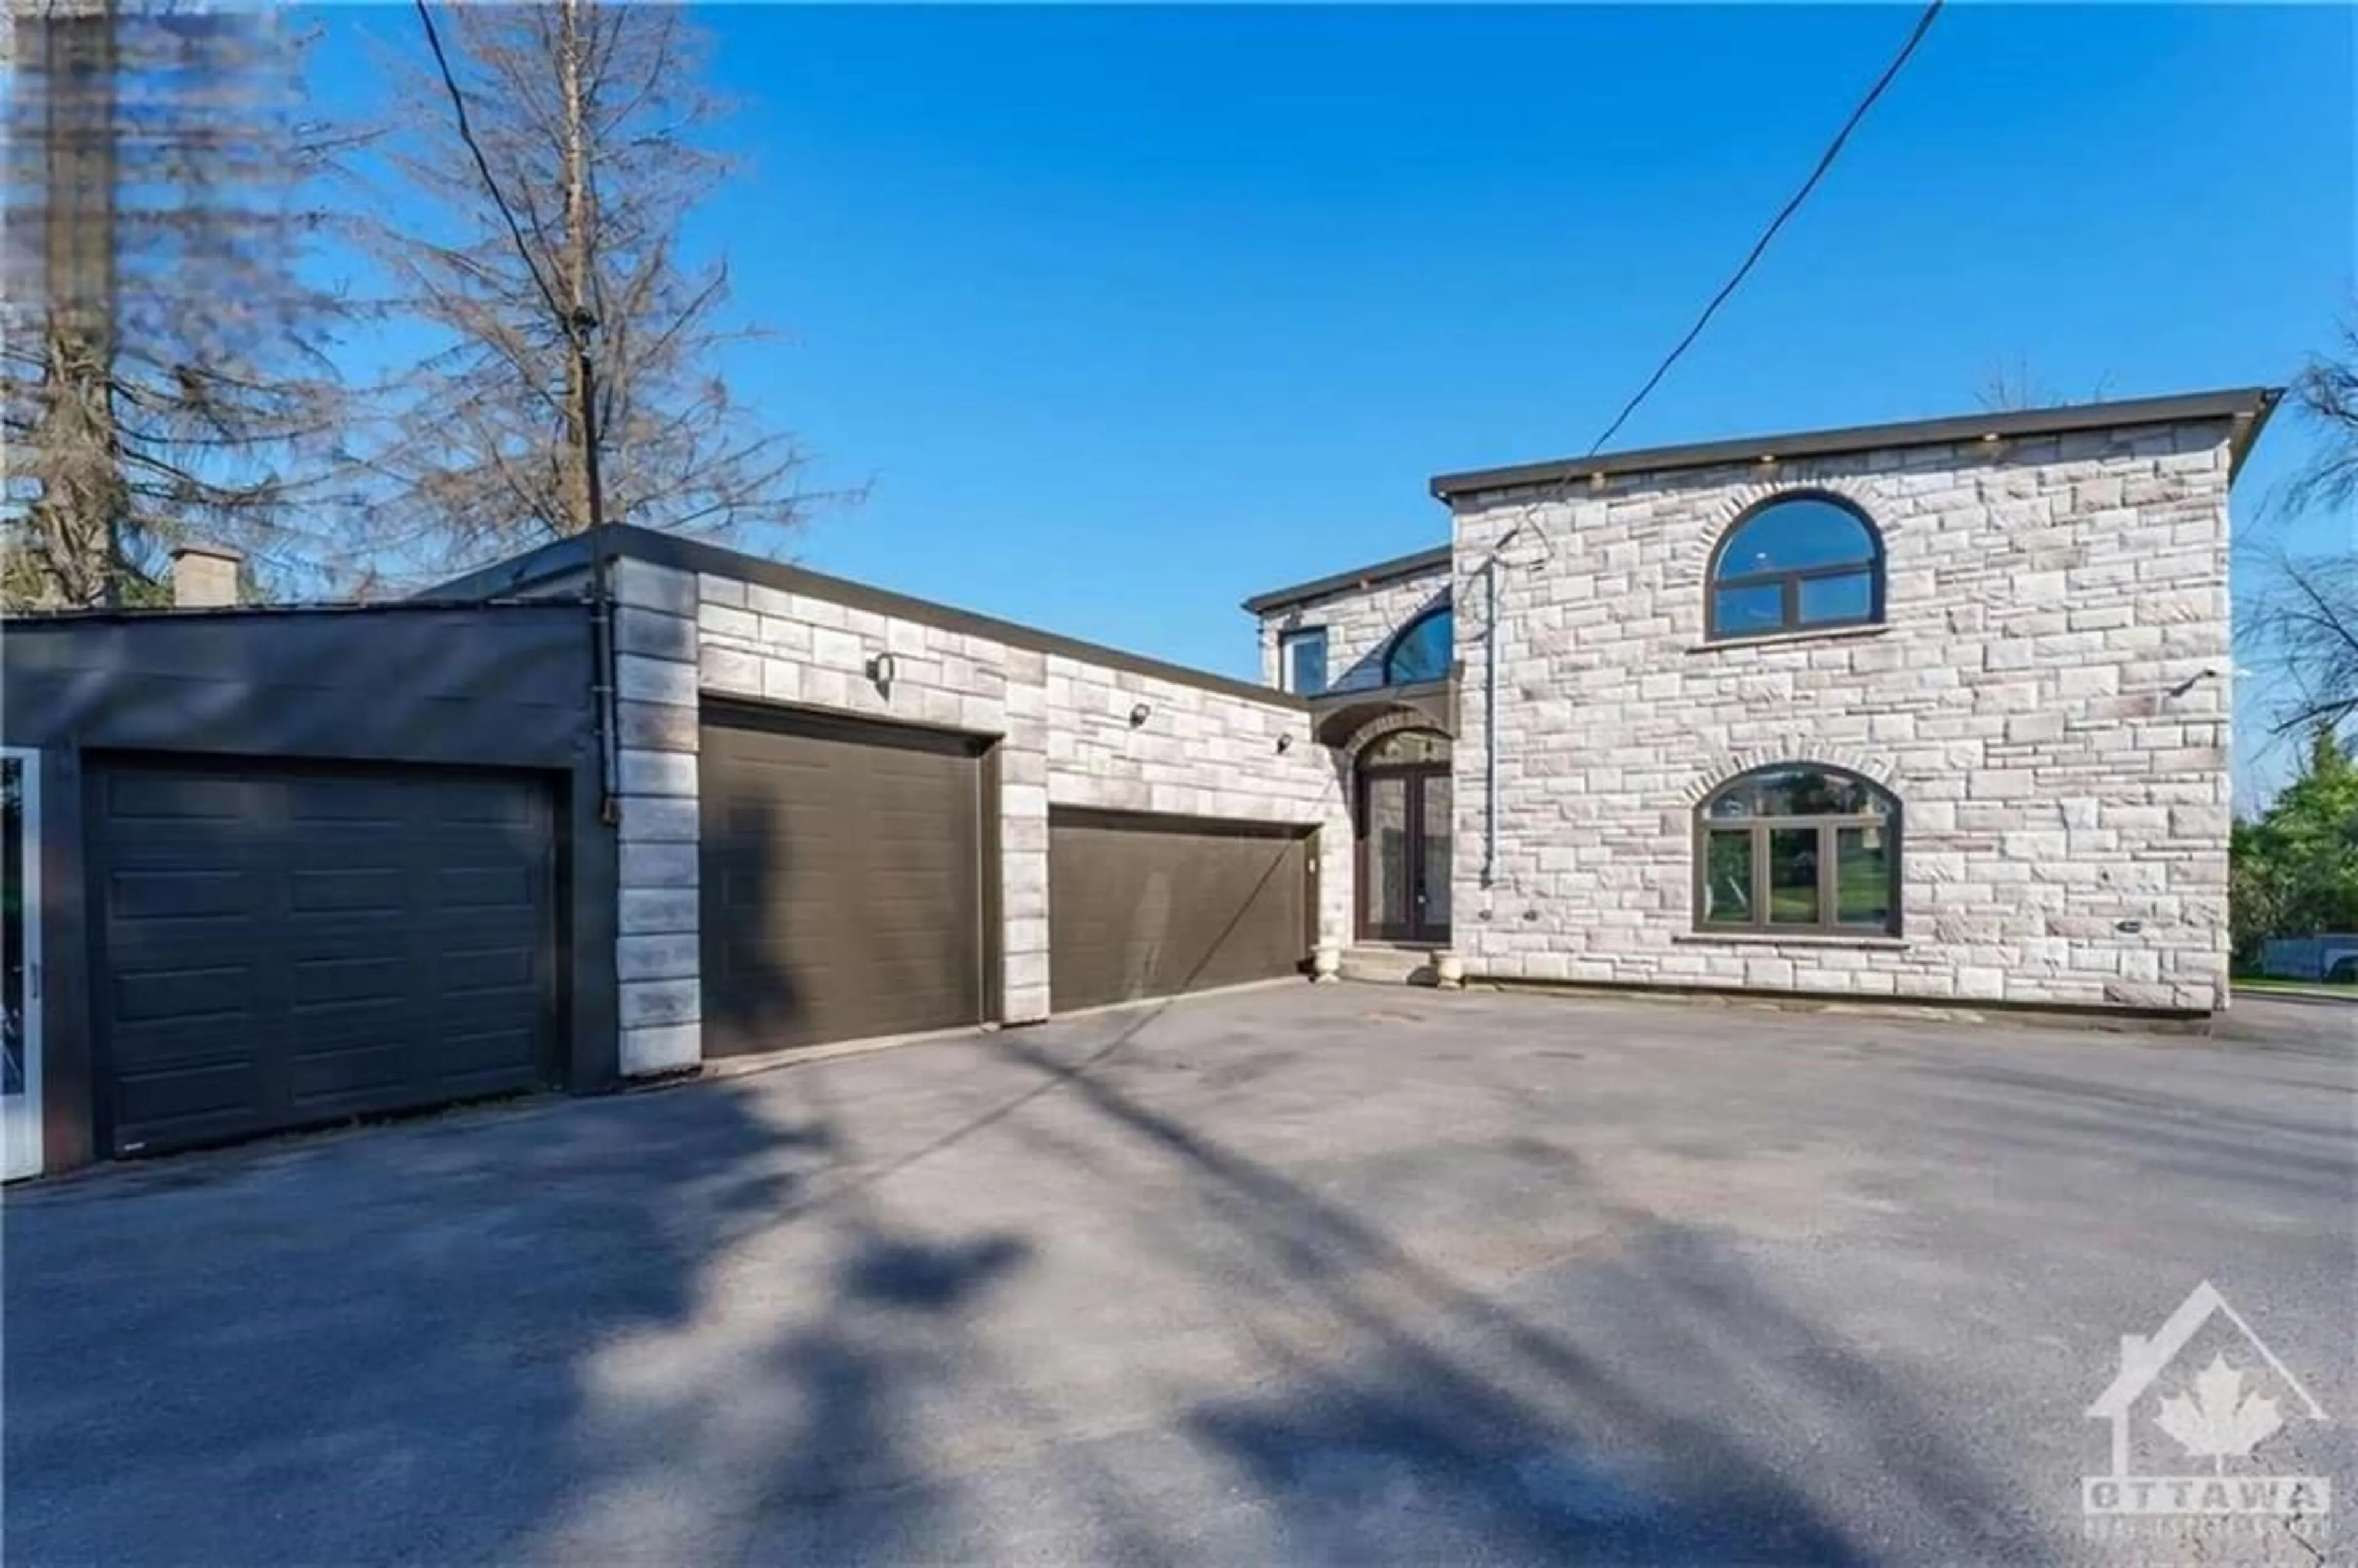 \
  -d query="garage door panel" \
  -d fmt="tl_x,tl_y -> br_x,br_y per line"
438,864 -> 540,911
435,1022 -> 539,1063
290,867 -> 410,916
108,1005 -> 255,1062
114,1060 -> 259,1133
290,953 -> 407,1009
441,944 -> 538,994
1049,810 -> 1312,1013
102,866 -> 254,922
91,759 -> 556,1156
281,1010 -> 407,1066
701,710 -> 984,1058
101,769 -> 250,822
287,1040 -> 410,1102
